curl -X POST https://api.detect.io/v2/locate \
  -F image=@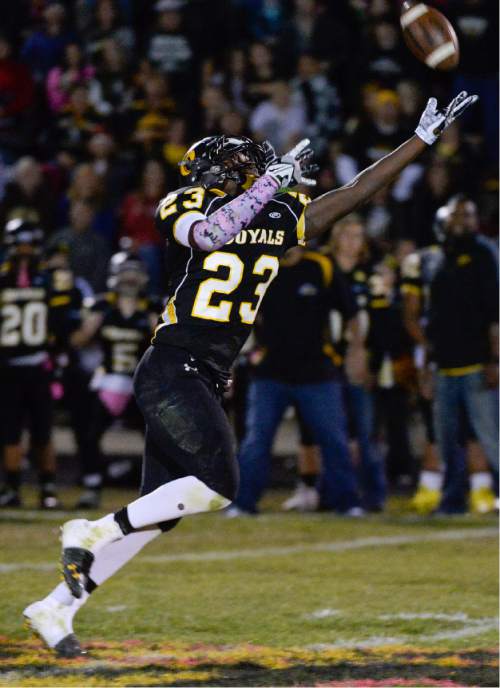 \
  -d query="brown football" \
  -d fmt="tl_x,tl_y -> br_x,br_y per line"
400,1 -> 460,71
